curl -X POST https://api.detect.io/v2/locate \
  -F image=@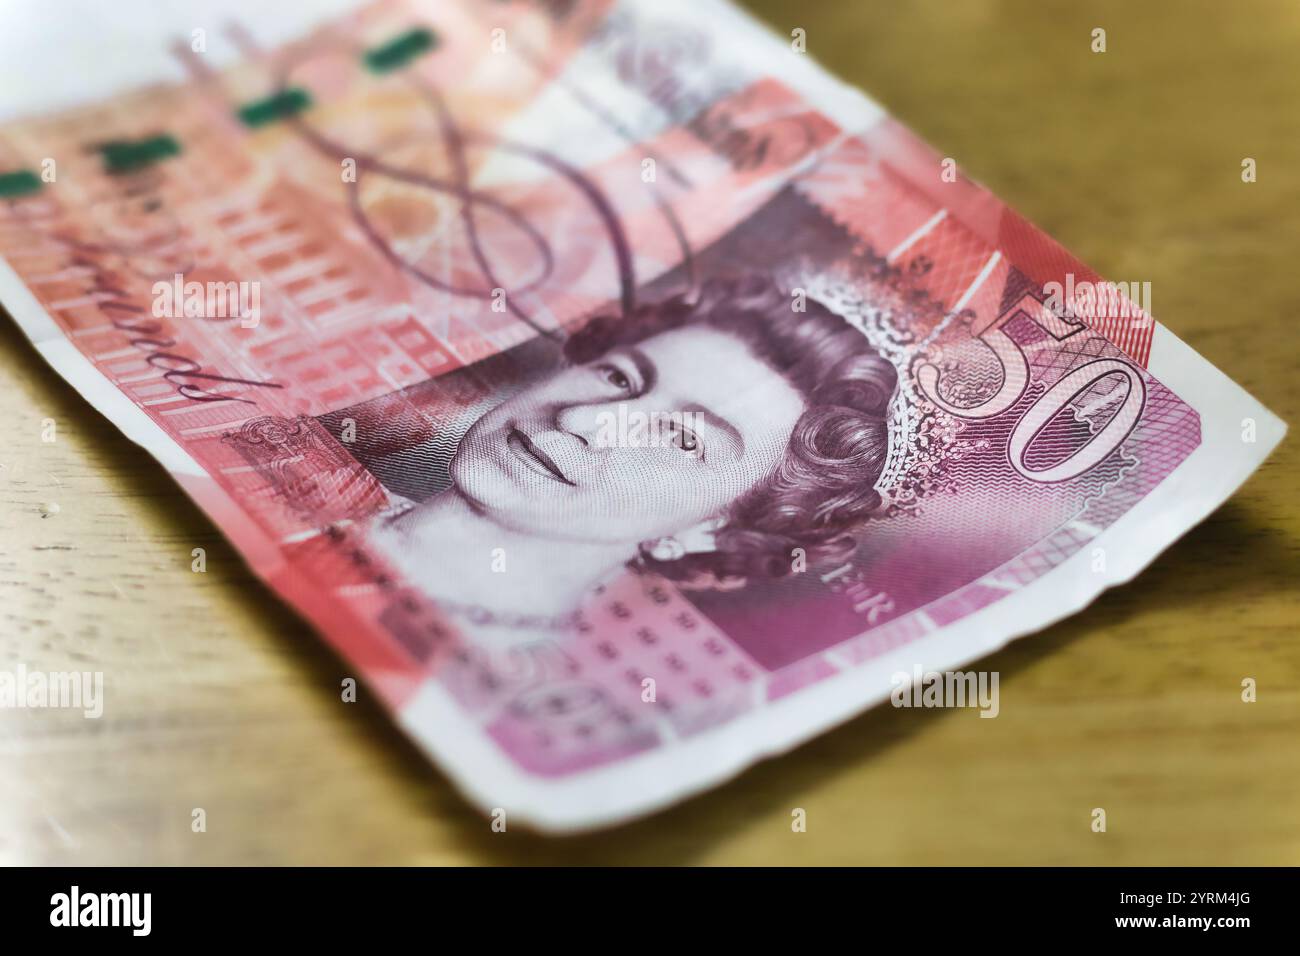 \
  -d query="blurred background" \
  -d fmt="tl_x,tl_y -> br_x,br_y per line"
1,0 -> 1296,864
